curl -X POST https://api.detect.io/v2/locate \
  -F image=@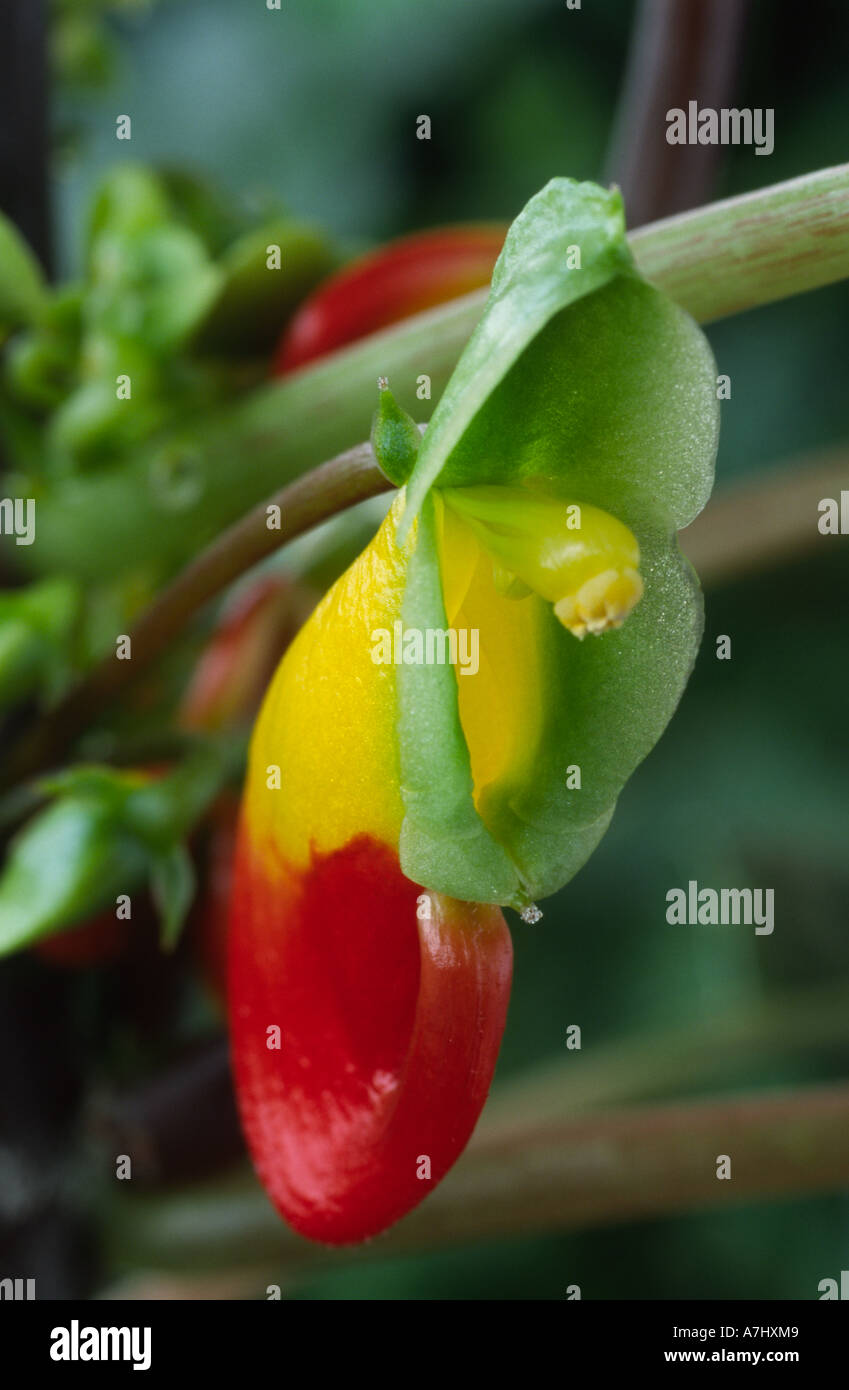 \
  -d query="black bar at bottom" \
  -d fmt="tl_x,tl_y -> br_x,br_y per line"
0,1298 -> 844,1376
